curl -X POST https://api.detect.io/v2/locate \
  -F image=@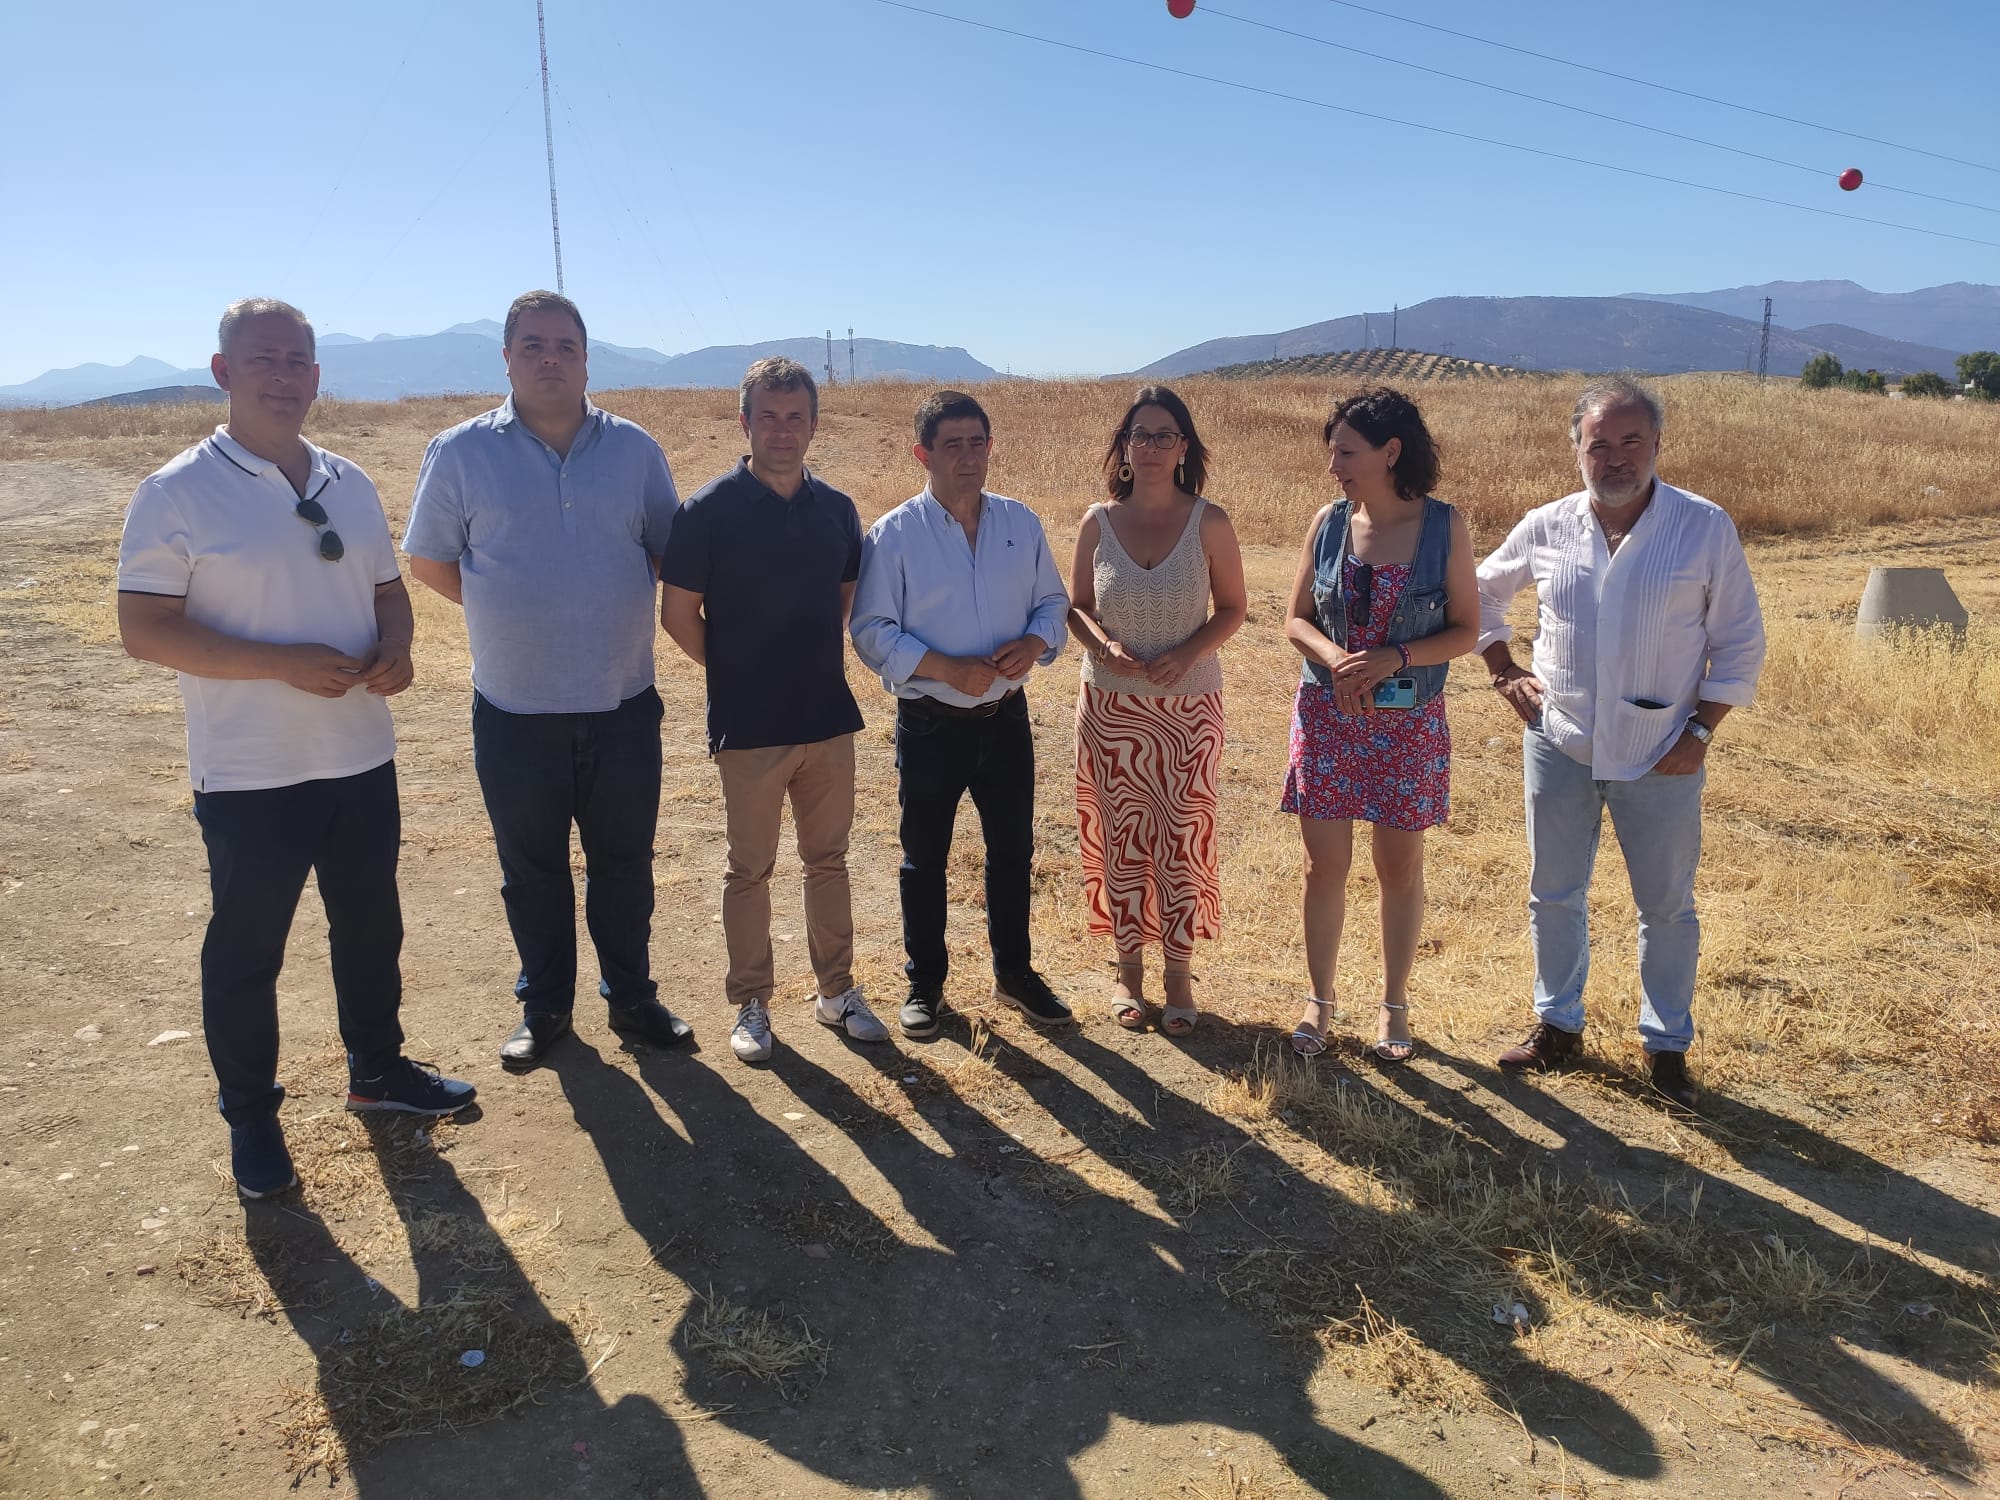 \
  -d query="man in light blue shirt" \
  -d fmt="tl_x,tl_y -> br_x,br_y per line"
404,290 -> 692,1071
850,389 -> 1072,1039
